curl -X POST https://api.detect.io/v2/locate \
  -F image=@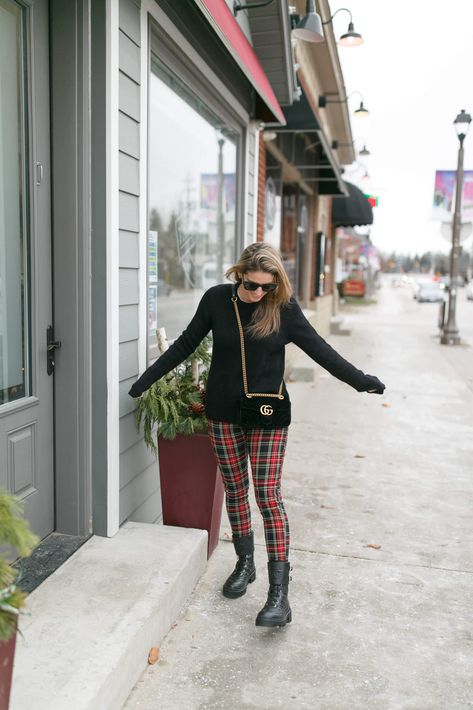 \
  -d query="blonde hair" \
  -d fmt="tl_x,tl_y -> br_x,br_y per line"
225,242 -> 293,337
